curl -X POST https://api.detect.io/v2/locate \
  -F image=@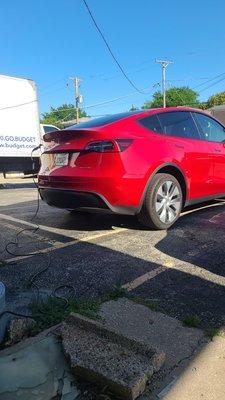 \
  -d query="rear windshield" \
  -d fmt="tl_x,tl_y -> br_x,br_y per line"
43,125 -> 59,133
66,111 -> 140,130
